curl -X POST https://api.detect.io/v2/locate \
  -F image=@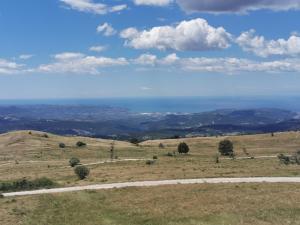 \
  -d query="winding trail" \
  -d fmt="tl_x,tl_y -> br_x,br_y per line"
2,177 -> 300,197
